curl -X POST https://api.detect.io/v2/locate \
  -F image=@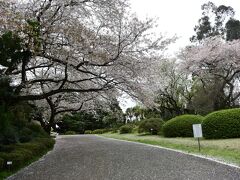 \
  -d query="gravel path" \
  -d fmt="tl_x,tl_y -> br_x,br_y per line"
8,135 -> 240,180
